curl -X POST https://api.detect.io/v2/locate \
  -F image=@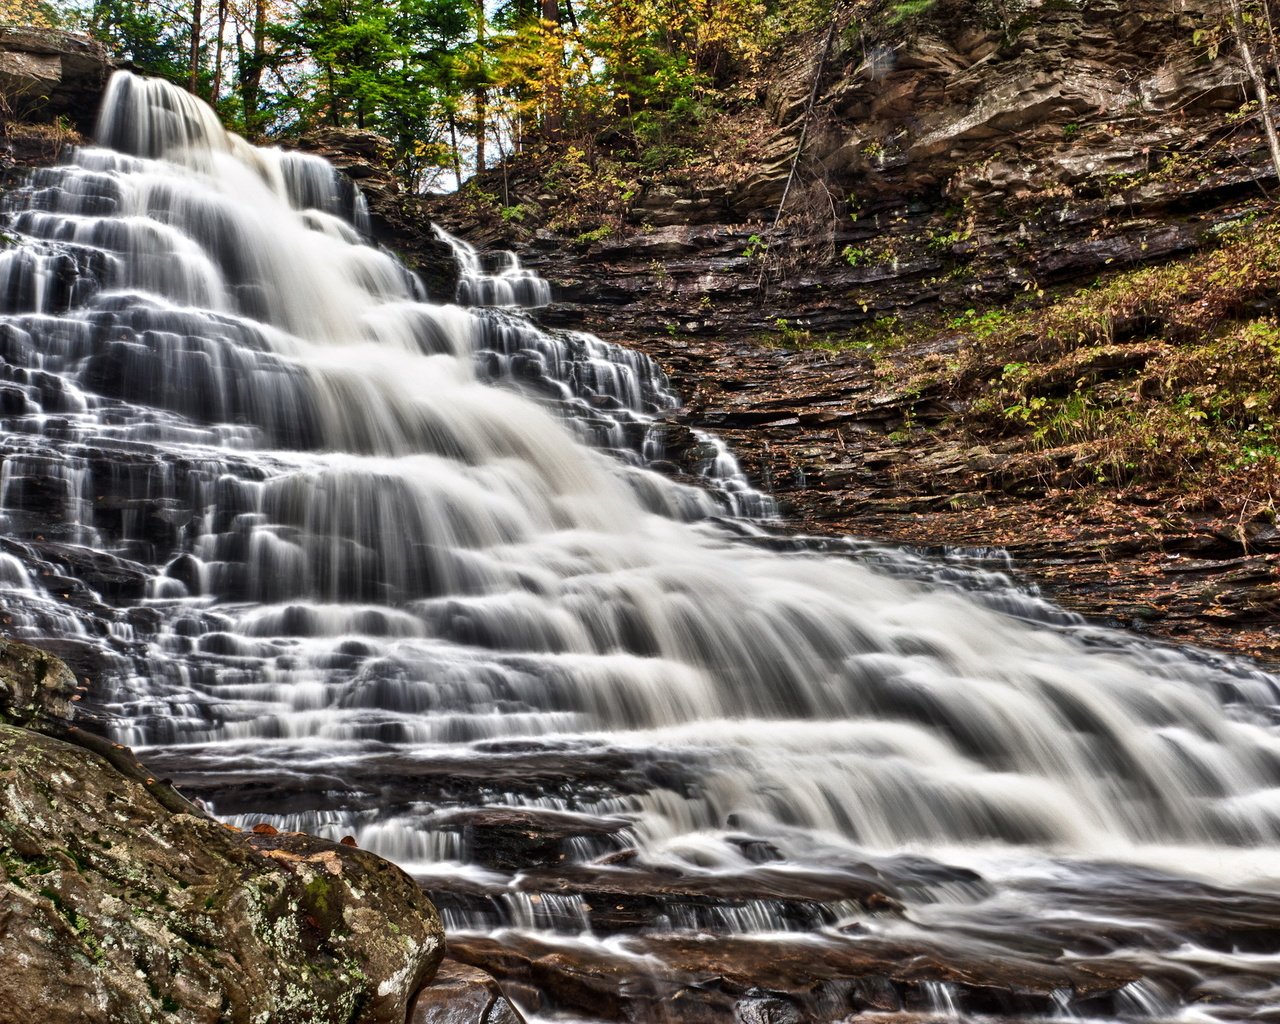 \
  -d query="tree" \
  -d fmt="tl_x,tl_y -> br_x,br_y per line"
88,0 -> 191,83
0,0 -> 56,27
1226,0 -> 1280,182
472,0 -> 488,169
189,0 -> 203,92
